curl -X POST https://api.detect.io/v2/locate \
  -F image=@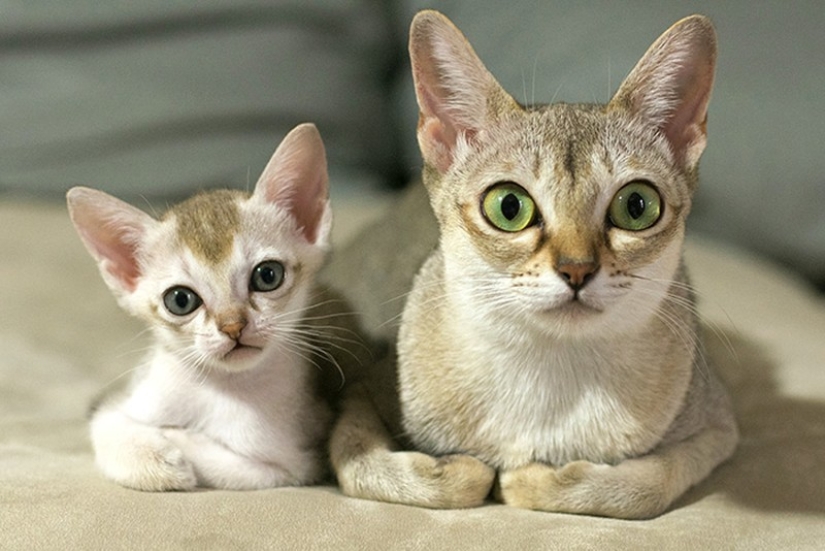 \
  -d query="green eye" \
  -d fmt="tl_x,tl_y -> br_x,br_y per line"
481,182 -> 537,232
608,181 -> 662,231
163,286 -> 202,316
